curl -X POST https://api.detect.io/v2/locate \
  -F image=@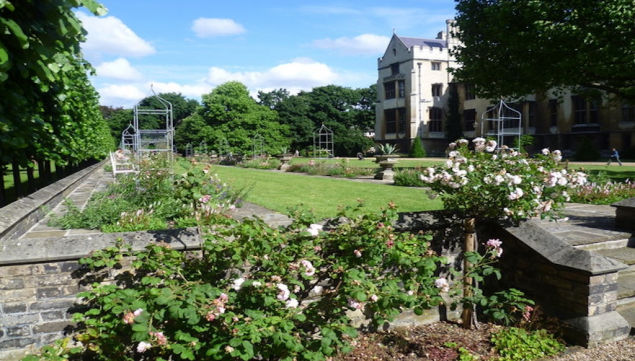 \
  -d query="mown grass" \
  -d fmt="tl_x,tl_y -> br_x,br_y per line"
288,157 -> 442,169
211,165 -> 443,219
567,164 -> 635,181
